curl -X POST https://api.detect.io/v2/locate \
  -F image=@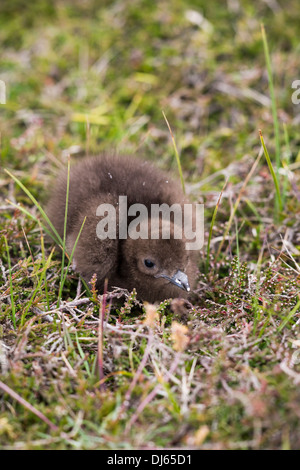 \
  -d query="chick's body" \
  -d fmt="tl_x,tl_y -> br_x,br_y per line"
46,154 -> 198,302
